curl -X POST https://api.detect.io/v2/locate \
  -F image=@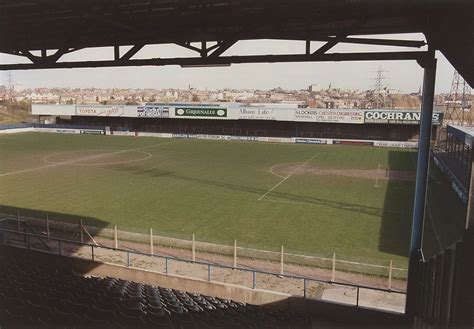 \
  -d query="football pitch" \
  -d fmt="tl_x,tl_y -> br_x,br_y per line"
0,133 -> 420,266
